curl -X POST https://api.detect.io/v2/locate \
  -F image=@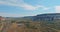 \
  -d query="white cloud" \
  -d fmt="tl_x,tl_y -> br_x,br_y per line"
0,0 -> 40,10
0,12 -> 36,17
0,12 -> 23,17
35,5 -> 50,10
55,6 -> 60,13
0,0 -> 49,10
20,4 -> 38,10
43,7 -> 50,10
